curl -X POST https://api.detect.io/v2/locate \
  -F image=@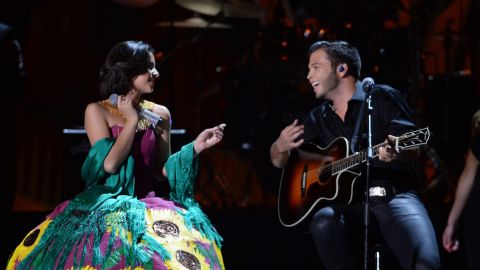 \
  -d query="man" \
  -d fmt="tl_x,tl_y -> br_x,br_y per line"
270,40 -> 440,269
